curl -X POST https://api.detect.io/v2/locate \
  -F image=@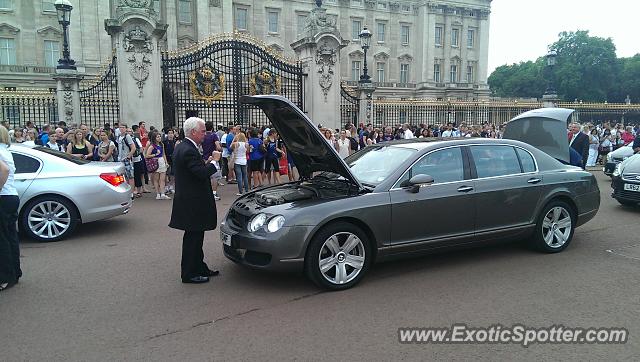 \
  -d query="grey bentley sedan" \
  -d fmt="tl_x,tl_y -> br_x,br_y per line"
221,95 -> 600,290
